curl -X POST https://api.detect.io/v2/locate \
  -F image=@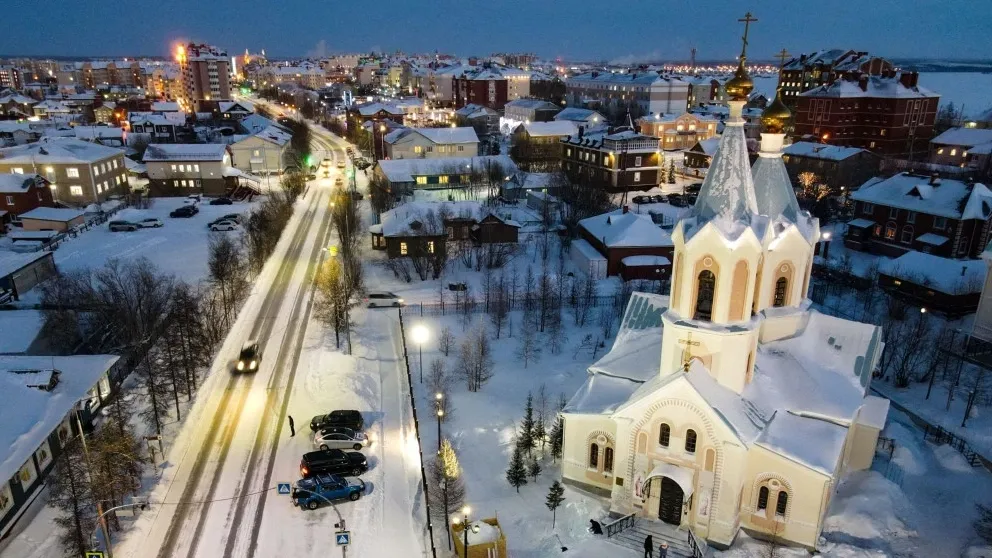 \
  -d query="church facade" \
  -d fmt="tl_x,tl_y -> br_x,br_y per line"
560,48 -> 890,551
